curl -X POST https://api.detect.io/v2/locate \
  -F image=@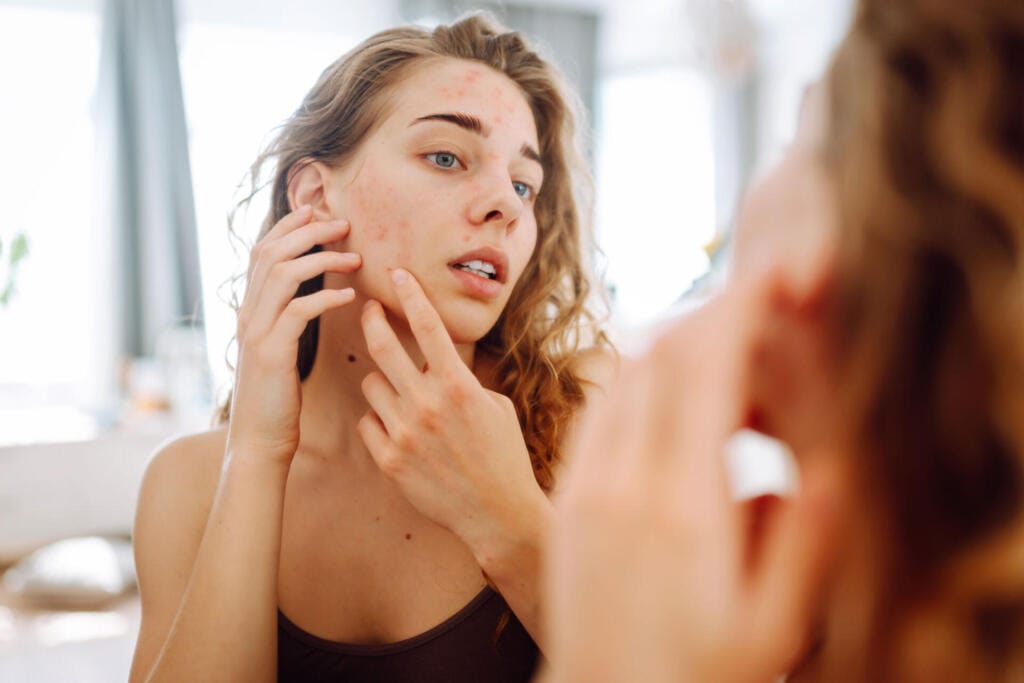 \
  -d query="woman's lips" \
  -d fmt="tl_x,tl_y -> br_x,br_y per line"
448,246 -> 509,284
448,265 -> 503,300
